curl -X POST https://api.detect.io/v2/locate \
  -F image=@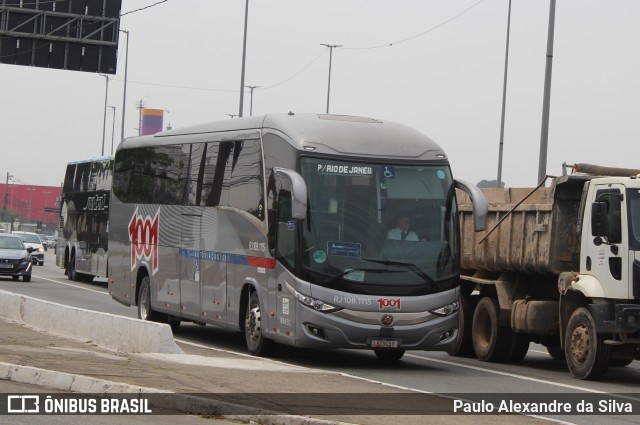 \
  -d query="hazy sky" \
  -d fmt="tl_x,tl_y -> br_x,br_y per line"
1,0 -> 638,188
